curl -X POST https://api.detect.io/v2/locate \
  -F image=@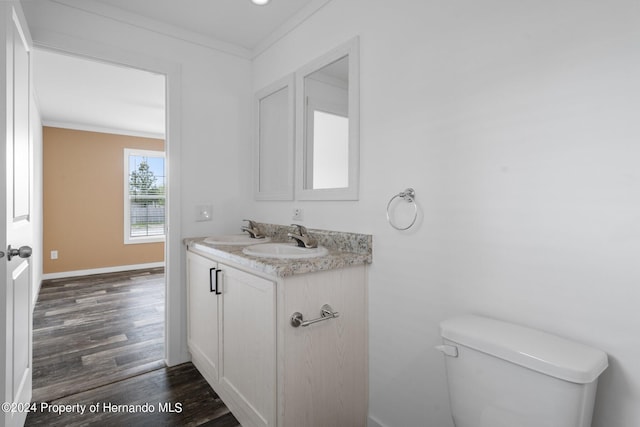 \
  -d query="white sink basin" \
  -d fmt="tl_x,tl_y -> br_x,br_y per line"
203,235 -> 271,246
242,243 -> 328,259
